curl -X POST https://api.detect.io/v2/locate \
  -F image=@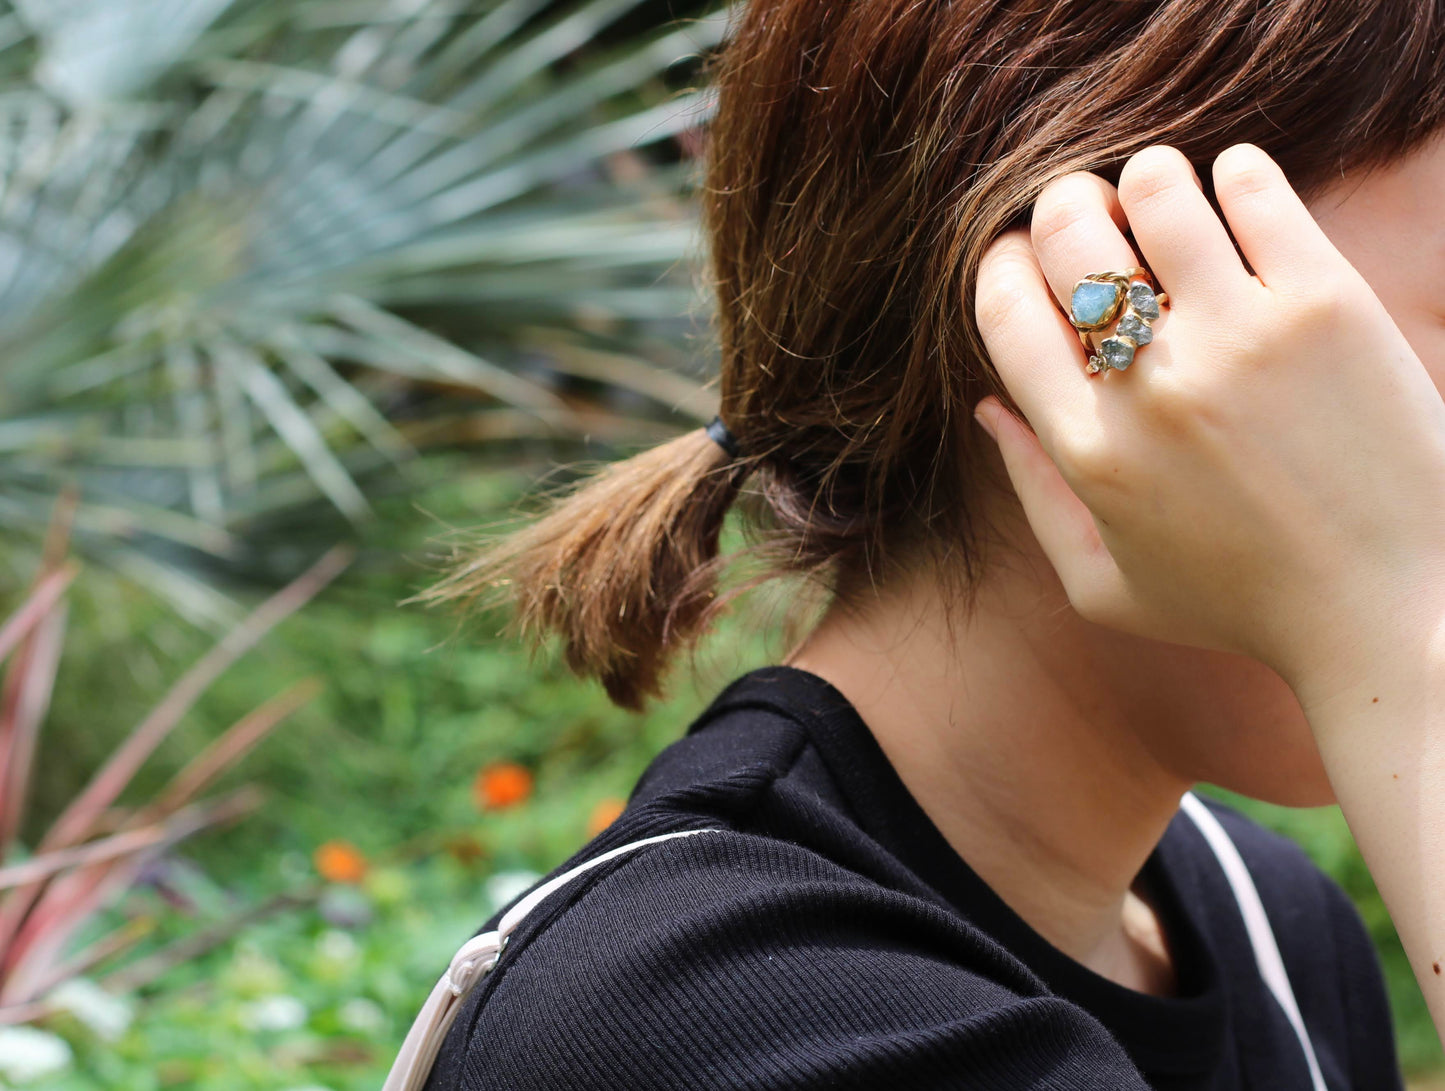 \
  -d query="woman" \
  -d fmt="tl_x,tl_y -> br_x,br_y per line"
404,1 -> 1445,1087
